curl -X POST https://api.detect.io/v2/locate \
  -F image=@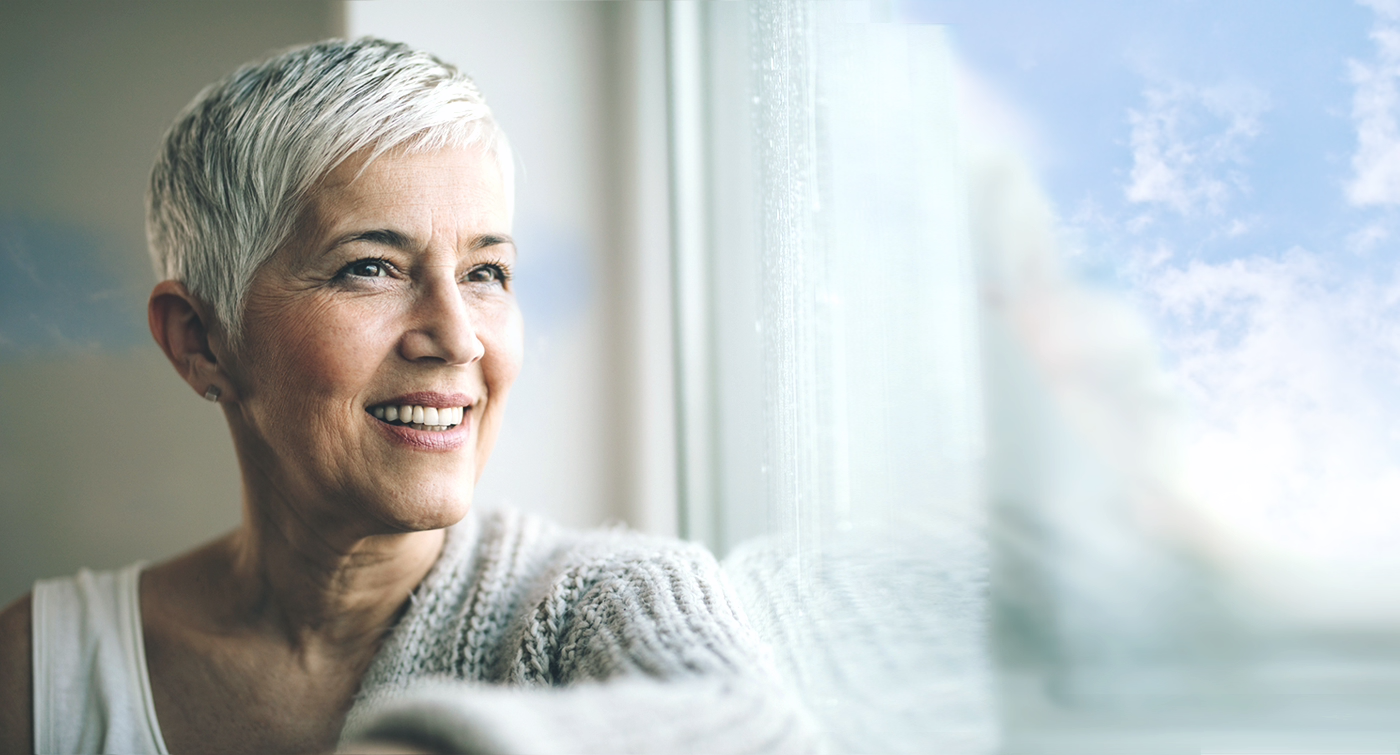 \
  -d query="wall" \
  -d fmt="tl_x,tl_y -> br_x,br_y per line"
0,1 -> 329,606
